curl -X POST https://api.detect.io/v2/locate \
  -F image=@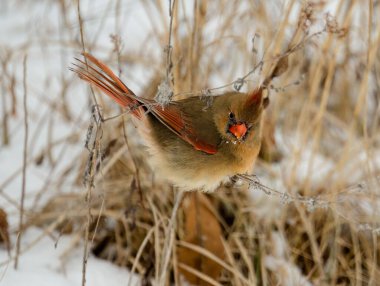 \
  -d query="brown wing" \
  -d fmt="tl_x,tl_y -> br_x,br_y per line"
151,103 -> 219,154
71,53 -> 219,154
